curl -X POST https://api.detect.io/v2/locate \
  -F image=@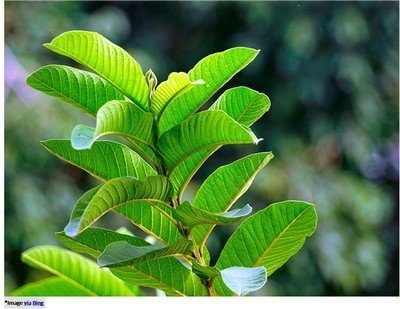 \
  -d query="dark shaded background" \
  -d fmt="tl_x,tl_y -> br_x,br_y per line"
4,1 -> 399,296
